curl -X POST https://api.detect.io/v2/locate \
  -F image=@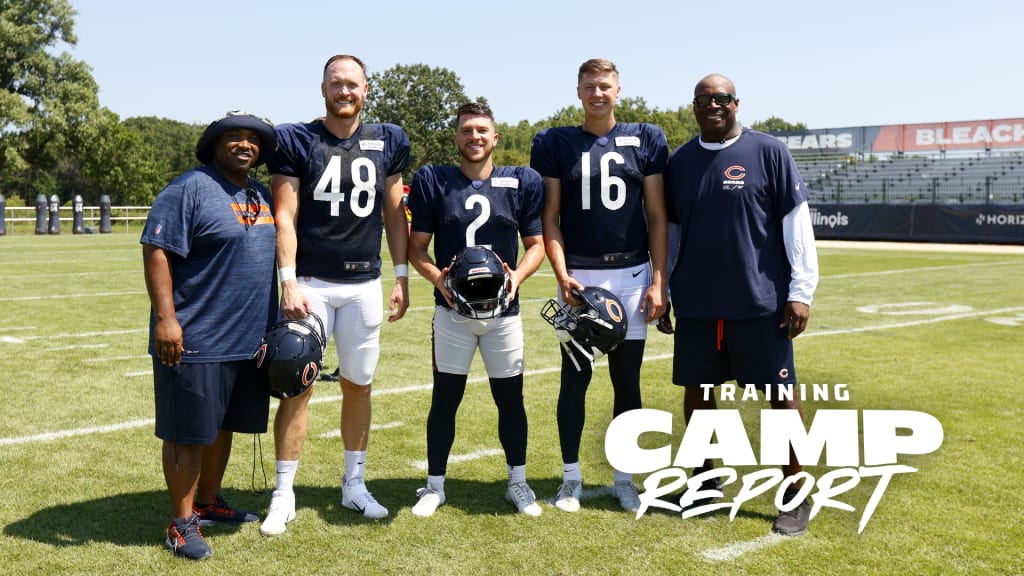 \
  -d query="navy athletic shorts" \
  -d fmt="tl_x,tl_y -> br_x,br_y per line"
672,317 -> 796,388
153,358 -> 270,445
